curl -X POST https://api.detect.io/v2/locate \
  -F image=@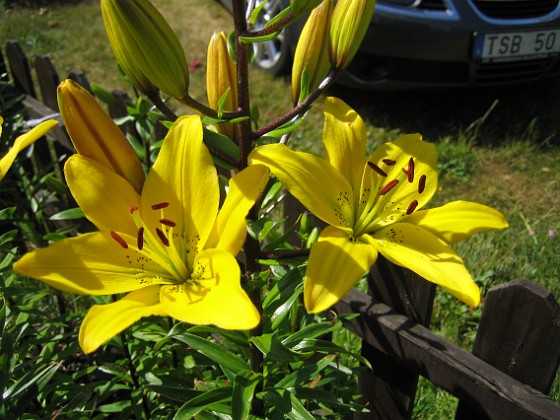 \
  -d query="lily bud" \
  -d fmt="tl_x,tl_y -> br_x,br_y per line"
291,0 -> 323,15
291,0 -> 332,104
100,0 -> 189,100
58,80 -> 145,193
329,0 -> 376,69
206,32 -> 238,140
